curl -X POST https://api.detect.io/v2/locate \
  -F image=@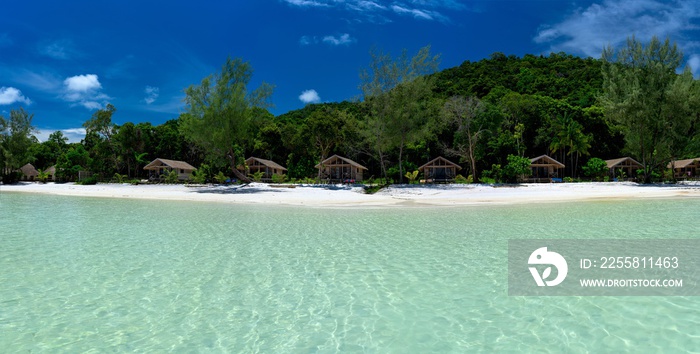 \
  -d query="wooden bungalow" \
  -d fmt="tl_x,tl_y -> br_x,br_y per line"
418,156 -> 462,183
529,155 -> 565,182
606,157 -> 642,180
19,163 -> 39,181
315,155 -> 367,182
667,158 -> 700,179
45,166 -> 56,182
239,157 -> 287,182
143,158 -> 197,181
